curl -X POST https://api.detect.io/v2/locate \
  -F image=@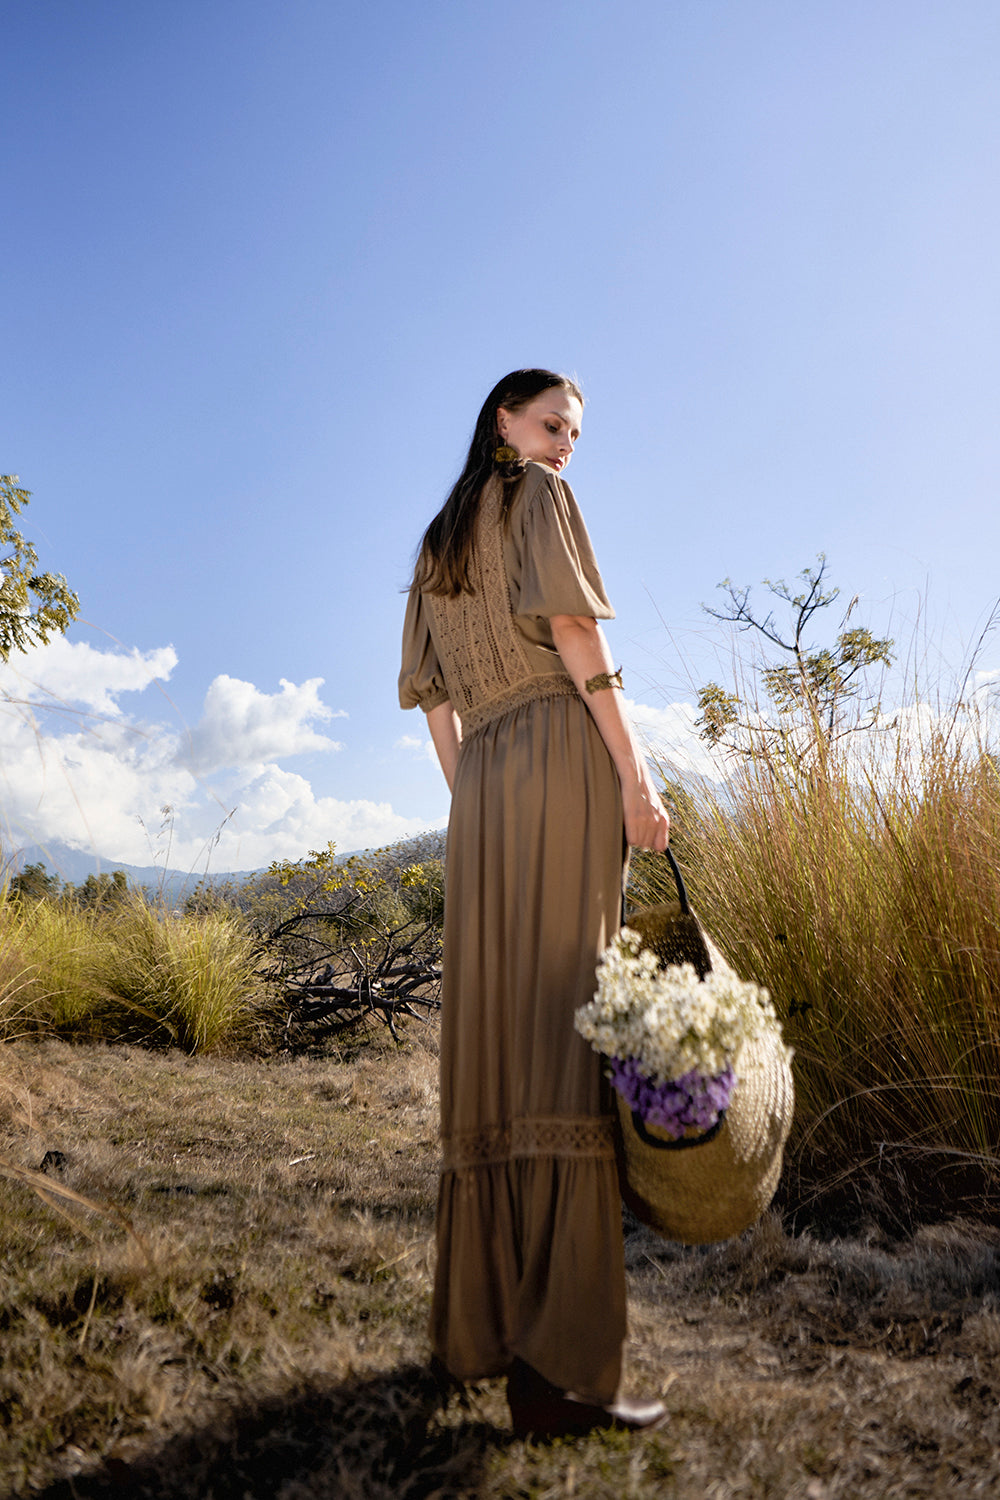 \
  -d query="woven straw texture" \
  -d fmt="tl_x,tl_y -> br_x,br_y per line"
616,924 -> 794,1244
626,899 -> 711,979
